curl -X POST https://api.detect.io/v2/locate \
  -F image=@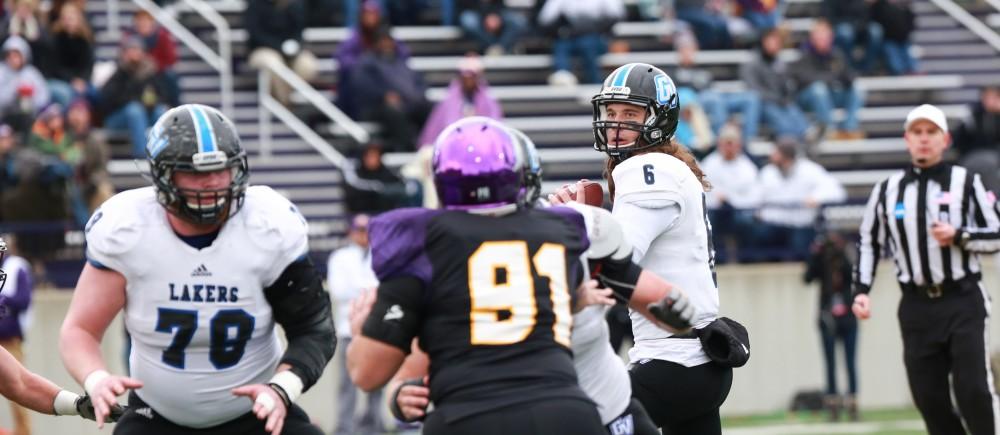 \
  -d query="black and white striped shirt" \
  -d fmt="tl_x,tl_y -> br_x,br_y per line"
854,163 -> 1000,294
